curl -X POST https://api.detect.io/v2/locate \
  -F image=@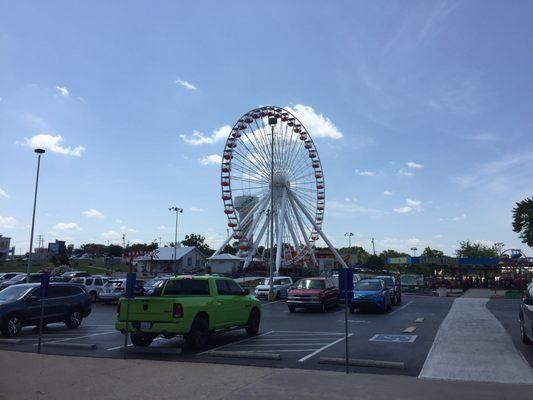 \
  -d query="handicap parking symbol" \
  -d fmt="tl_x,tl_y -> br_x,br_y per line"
369,334 -> 417,343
